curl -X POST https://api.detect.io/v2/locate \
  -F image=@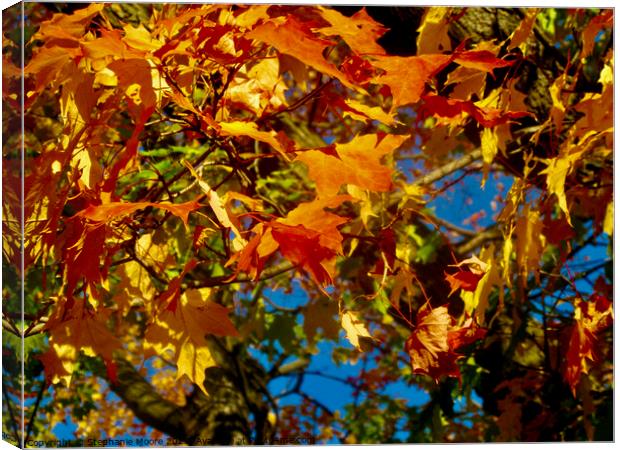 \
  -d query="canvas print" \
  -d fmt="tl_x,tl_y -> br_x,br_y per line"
1,2 -> 614,446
